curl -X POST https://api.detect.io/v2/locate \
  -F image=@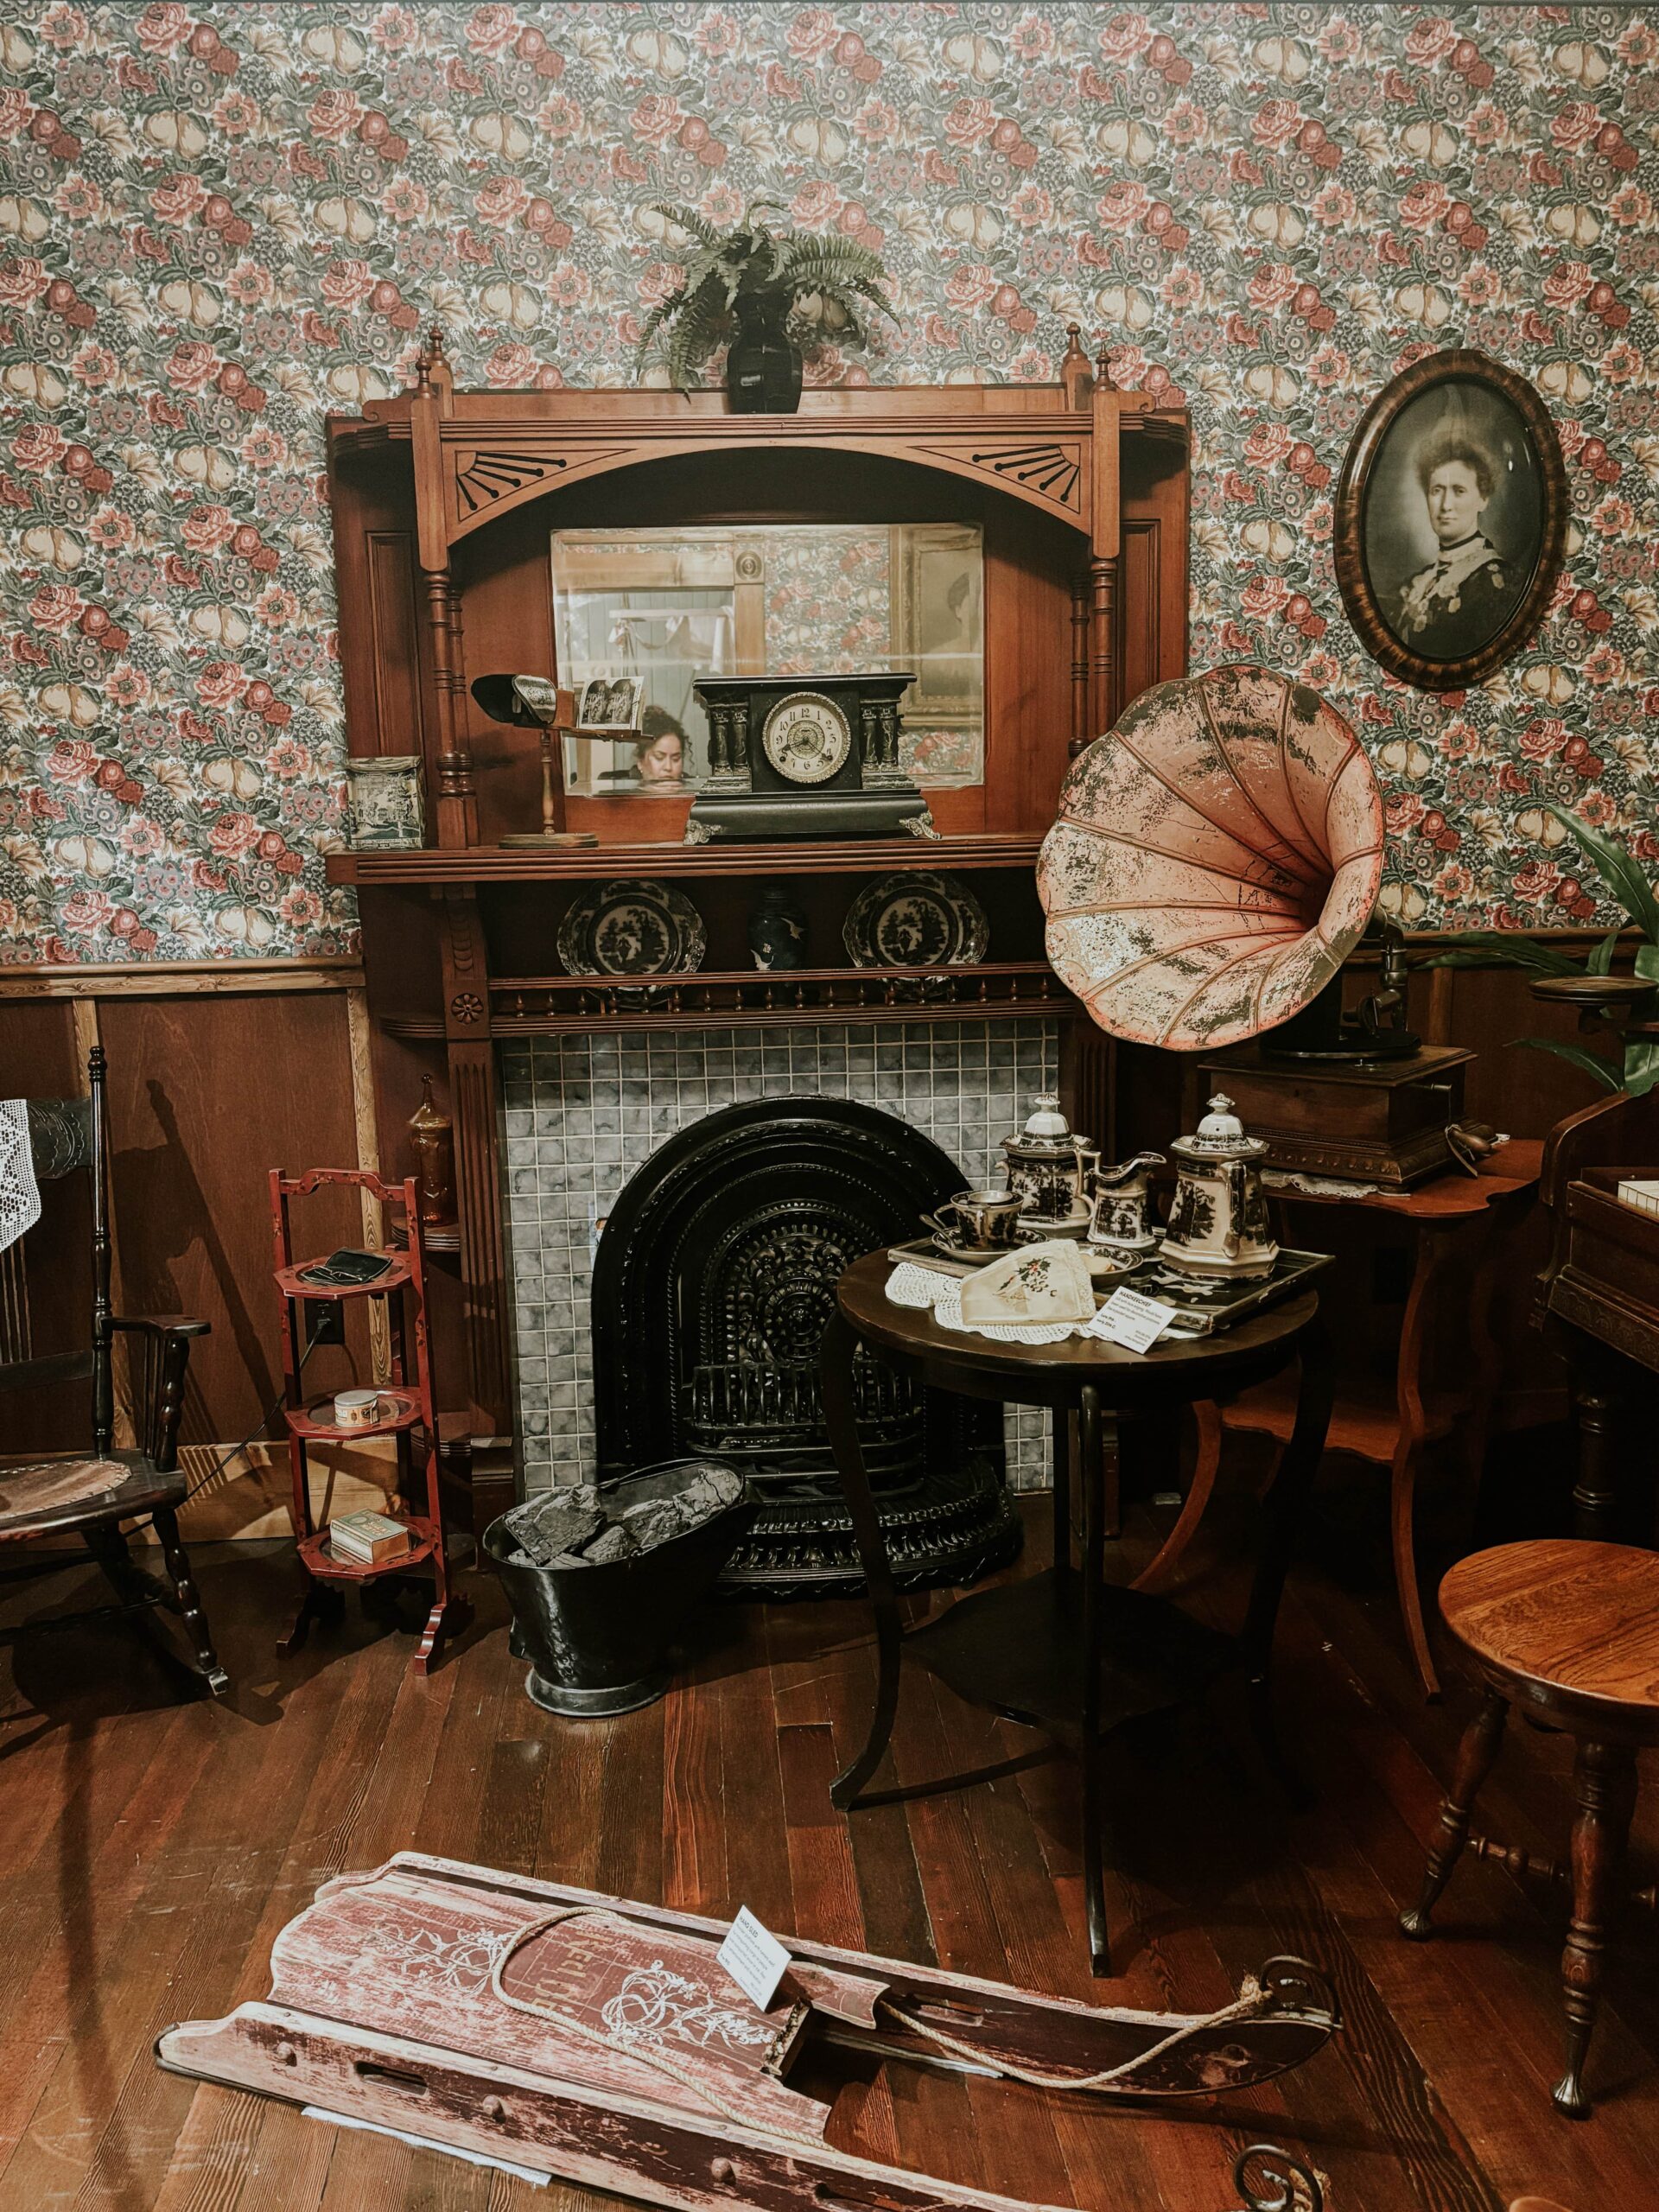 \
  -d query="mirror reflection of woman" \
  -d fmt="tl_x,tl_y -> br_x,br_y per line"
633,708 -> 686,787
1393,433 -> 1520,658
